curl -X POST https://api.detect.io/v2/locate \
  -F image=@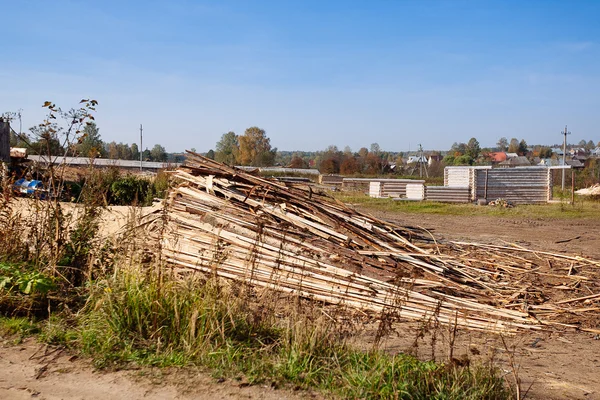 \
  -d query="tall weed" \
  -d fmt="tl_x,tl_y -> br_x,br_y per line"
77,269 -> 511,399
